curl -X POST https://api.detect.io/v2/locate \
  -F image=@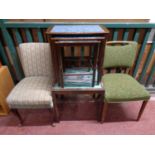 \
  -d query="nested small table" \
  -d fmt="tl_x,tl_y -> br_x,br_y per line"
46,25 -> 109,88
51,85 -> 105,122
